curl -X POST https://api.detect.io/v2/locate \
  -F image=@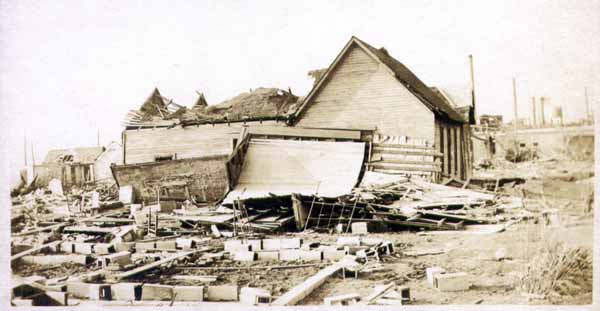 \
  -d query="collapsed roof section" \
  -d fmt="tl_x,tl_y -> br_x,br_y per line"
122,87 -> 300,129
